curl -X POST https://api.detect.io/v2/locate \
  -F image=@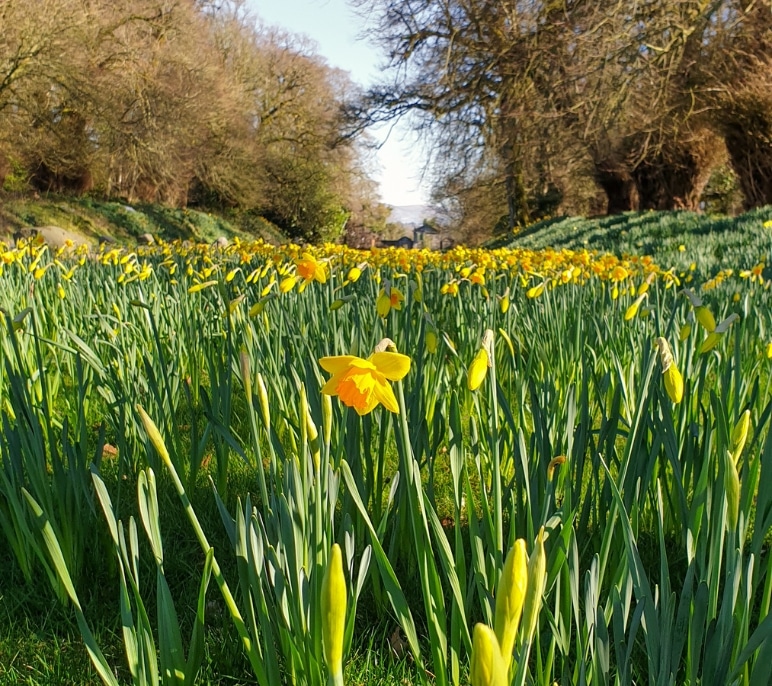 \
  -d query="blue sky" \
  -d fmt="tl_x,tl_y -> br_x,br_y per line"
246,0 -> 430,206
